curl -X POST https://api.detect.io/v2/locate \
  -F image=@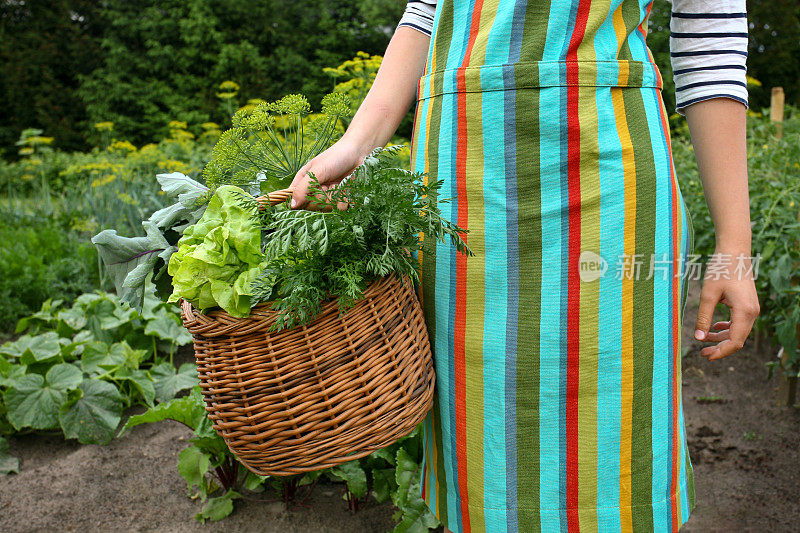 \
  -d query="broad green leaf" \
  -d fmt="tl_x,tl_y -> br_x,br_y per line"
98,304 -> 139,331
329,460 -> 368,498
91,223 -> 172,312
178,445 -> 211,499
0,364 -> 26,388
11,333 -> 62,365
80,341 -> 115,376
145,314 -> 192,345
371,468 -> 395,503
115,367 -> 156,407
194,490 -> 239,523
14,298 -> 63,334
156,172 -> 208,210
0,436 -> 19,475
58,379 -> 123,445
244,471 -> 269,491
57,306 -> 87,333
151,362 -> 199,403
119,386 -> 208,437
4,374 -> 66,430
45,363 -> 83,391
